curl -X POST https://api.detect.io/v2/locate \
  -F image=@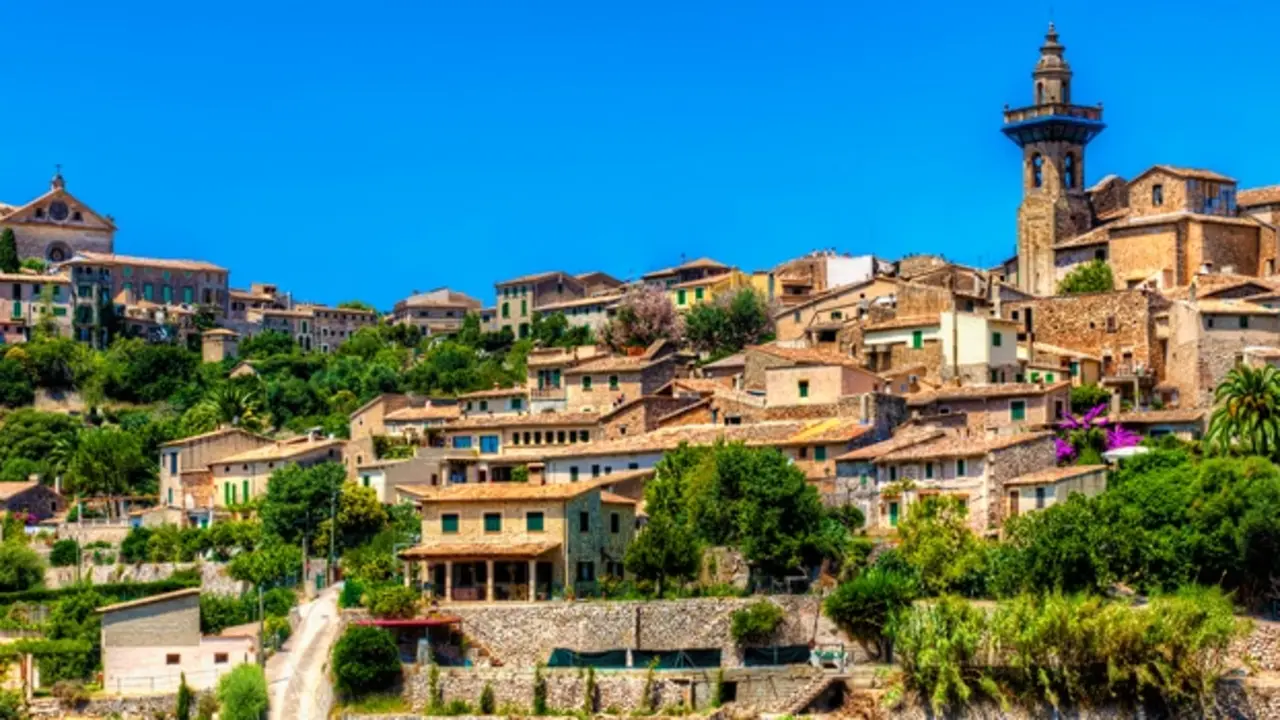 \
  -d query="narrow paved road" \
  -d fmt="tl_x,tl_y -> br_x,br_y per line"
268,583 -> 342,720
